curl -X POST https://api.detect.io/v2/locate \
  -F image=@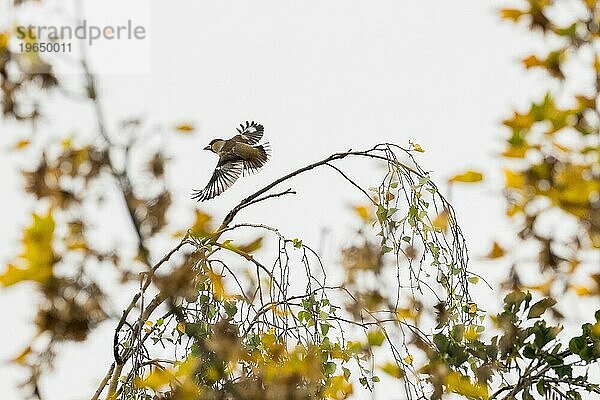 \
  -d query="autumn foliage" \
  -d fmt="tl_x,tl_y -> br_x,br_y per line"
1,1 -> 600,400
